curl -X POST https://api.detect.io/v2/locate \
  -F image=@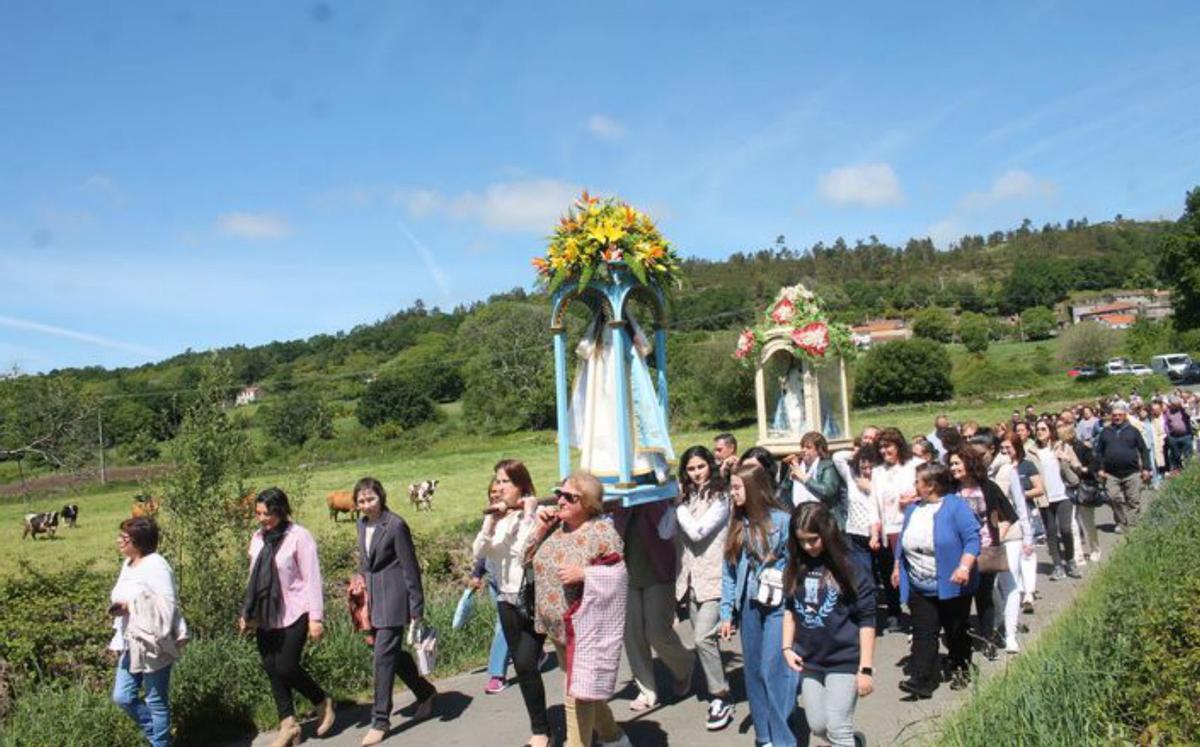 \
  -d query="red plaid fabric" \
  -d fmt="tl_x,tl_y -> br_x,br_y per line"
563,556 -> 628,701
